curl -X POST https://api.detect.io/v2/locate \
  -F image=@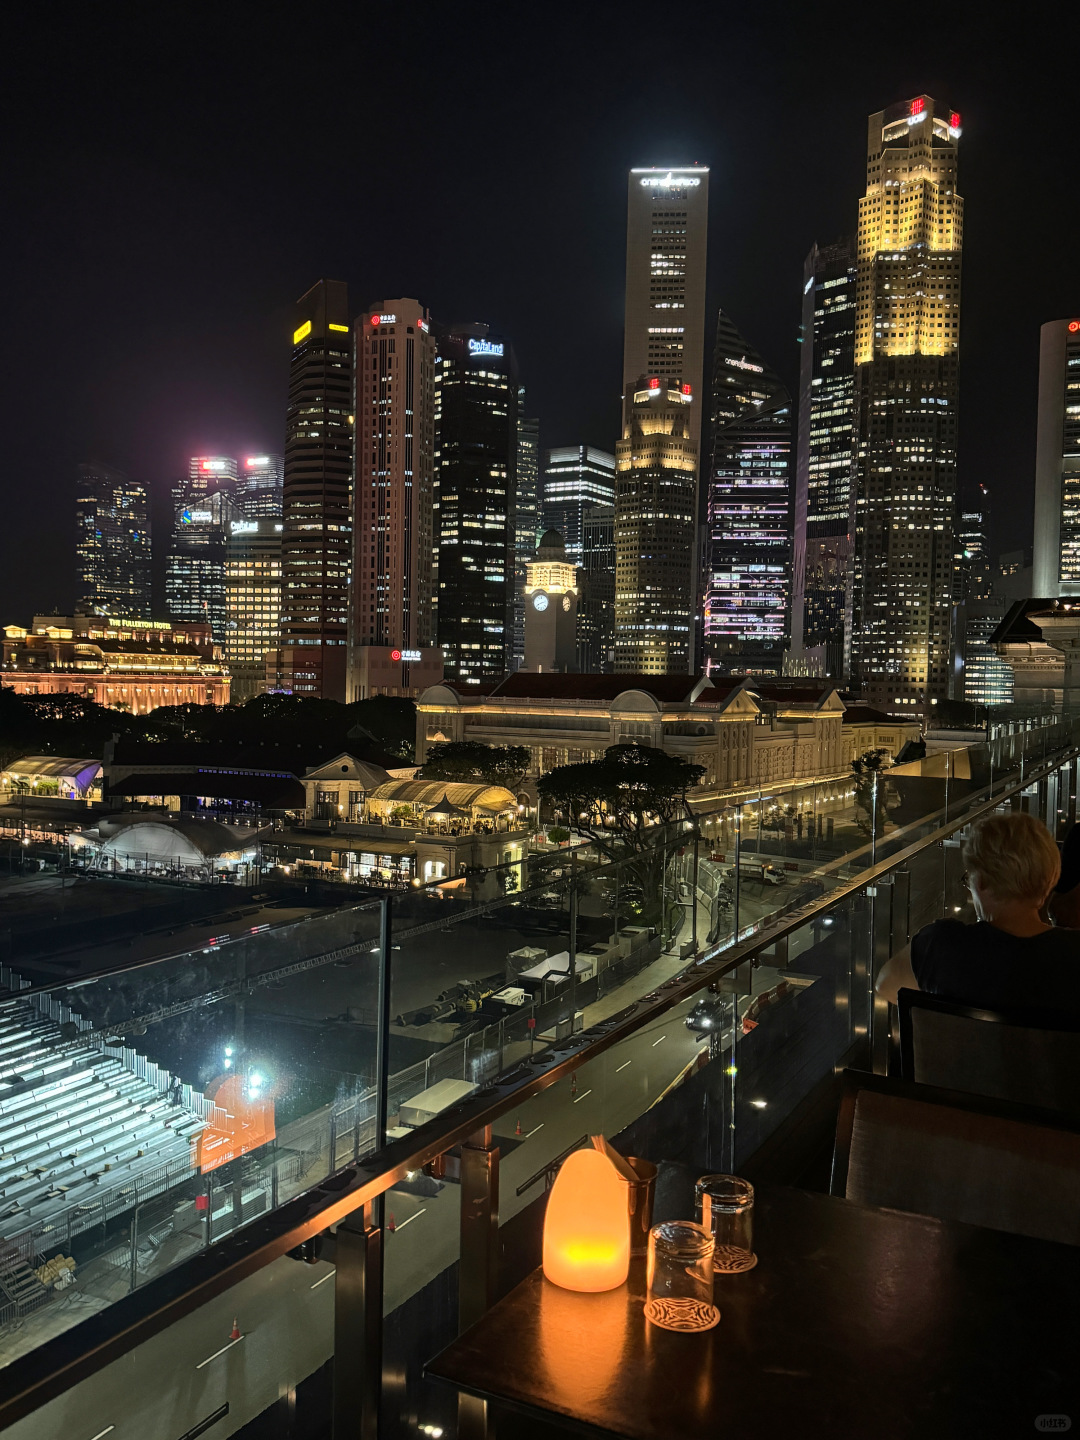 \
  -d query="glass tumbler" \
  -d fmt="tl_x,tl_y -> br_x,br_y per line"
695,1174 -> 756,1273
644,1221 -> 720,1332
